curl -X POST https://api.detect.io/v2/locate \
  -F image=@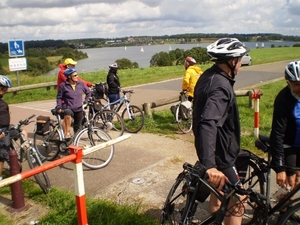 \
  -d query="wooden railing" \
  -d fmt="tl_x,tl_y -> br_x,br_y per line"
7,82 -> 257,115
8,82 -> 57,96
